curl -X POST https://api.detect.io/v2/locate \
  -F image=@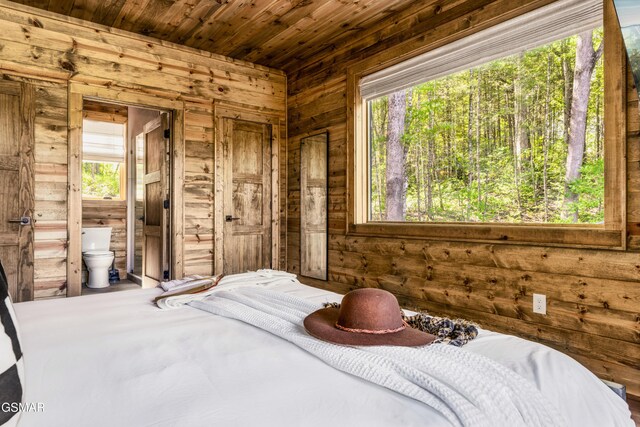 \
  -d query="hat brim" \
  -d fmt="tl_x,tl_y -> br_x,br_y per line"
303,307 -> 436,347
